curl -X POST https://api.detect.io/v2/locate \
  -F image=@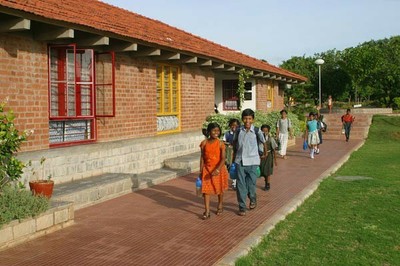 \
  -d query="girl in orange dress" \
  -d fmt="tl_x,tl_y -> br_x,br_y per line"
199,122 -> 229,220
